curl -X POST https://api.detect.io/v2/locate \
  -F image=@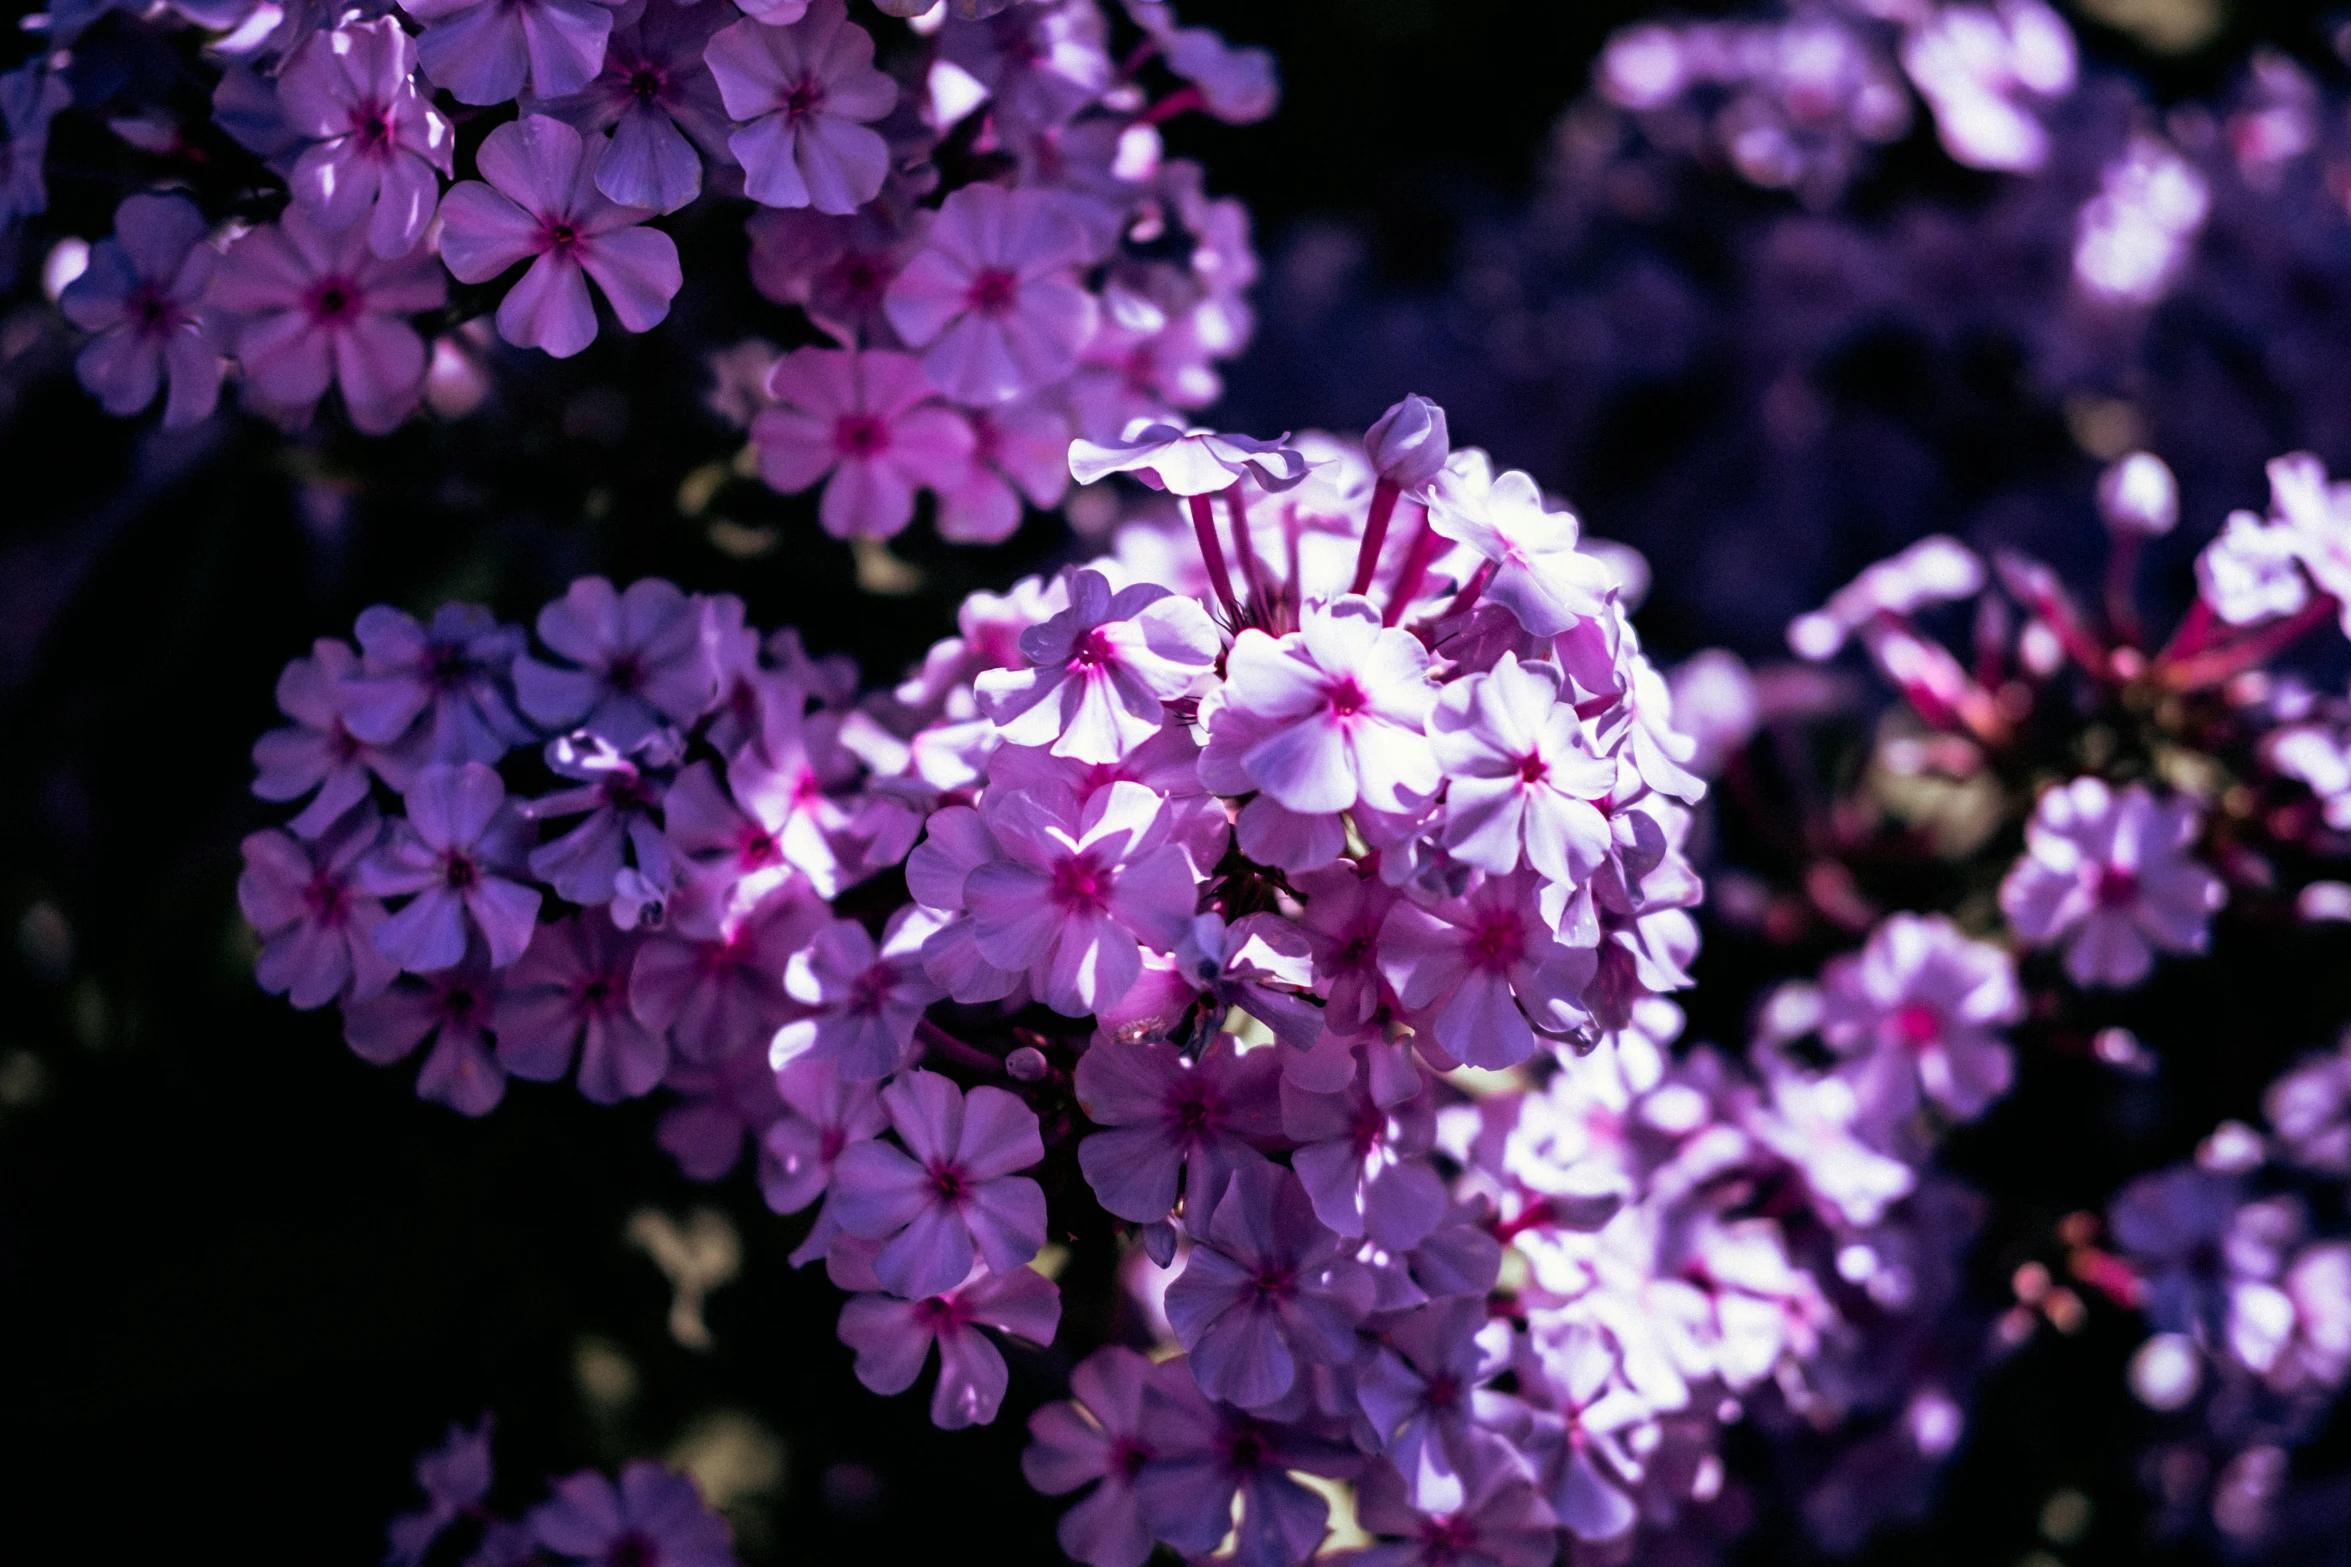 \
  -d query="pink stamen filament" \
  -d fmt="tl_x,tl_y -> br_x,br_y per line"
1225,484 -> 1269,608
1351,477 -> 1402,595
1383,505 -> 1441,627
1188,492 -> 1244,622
